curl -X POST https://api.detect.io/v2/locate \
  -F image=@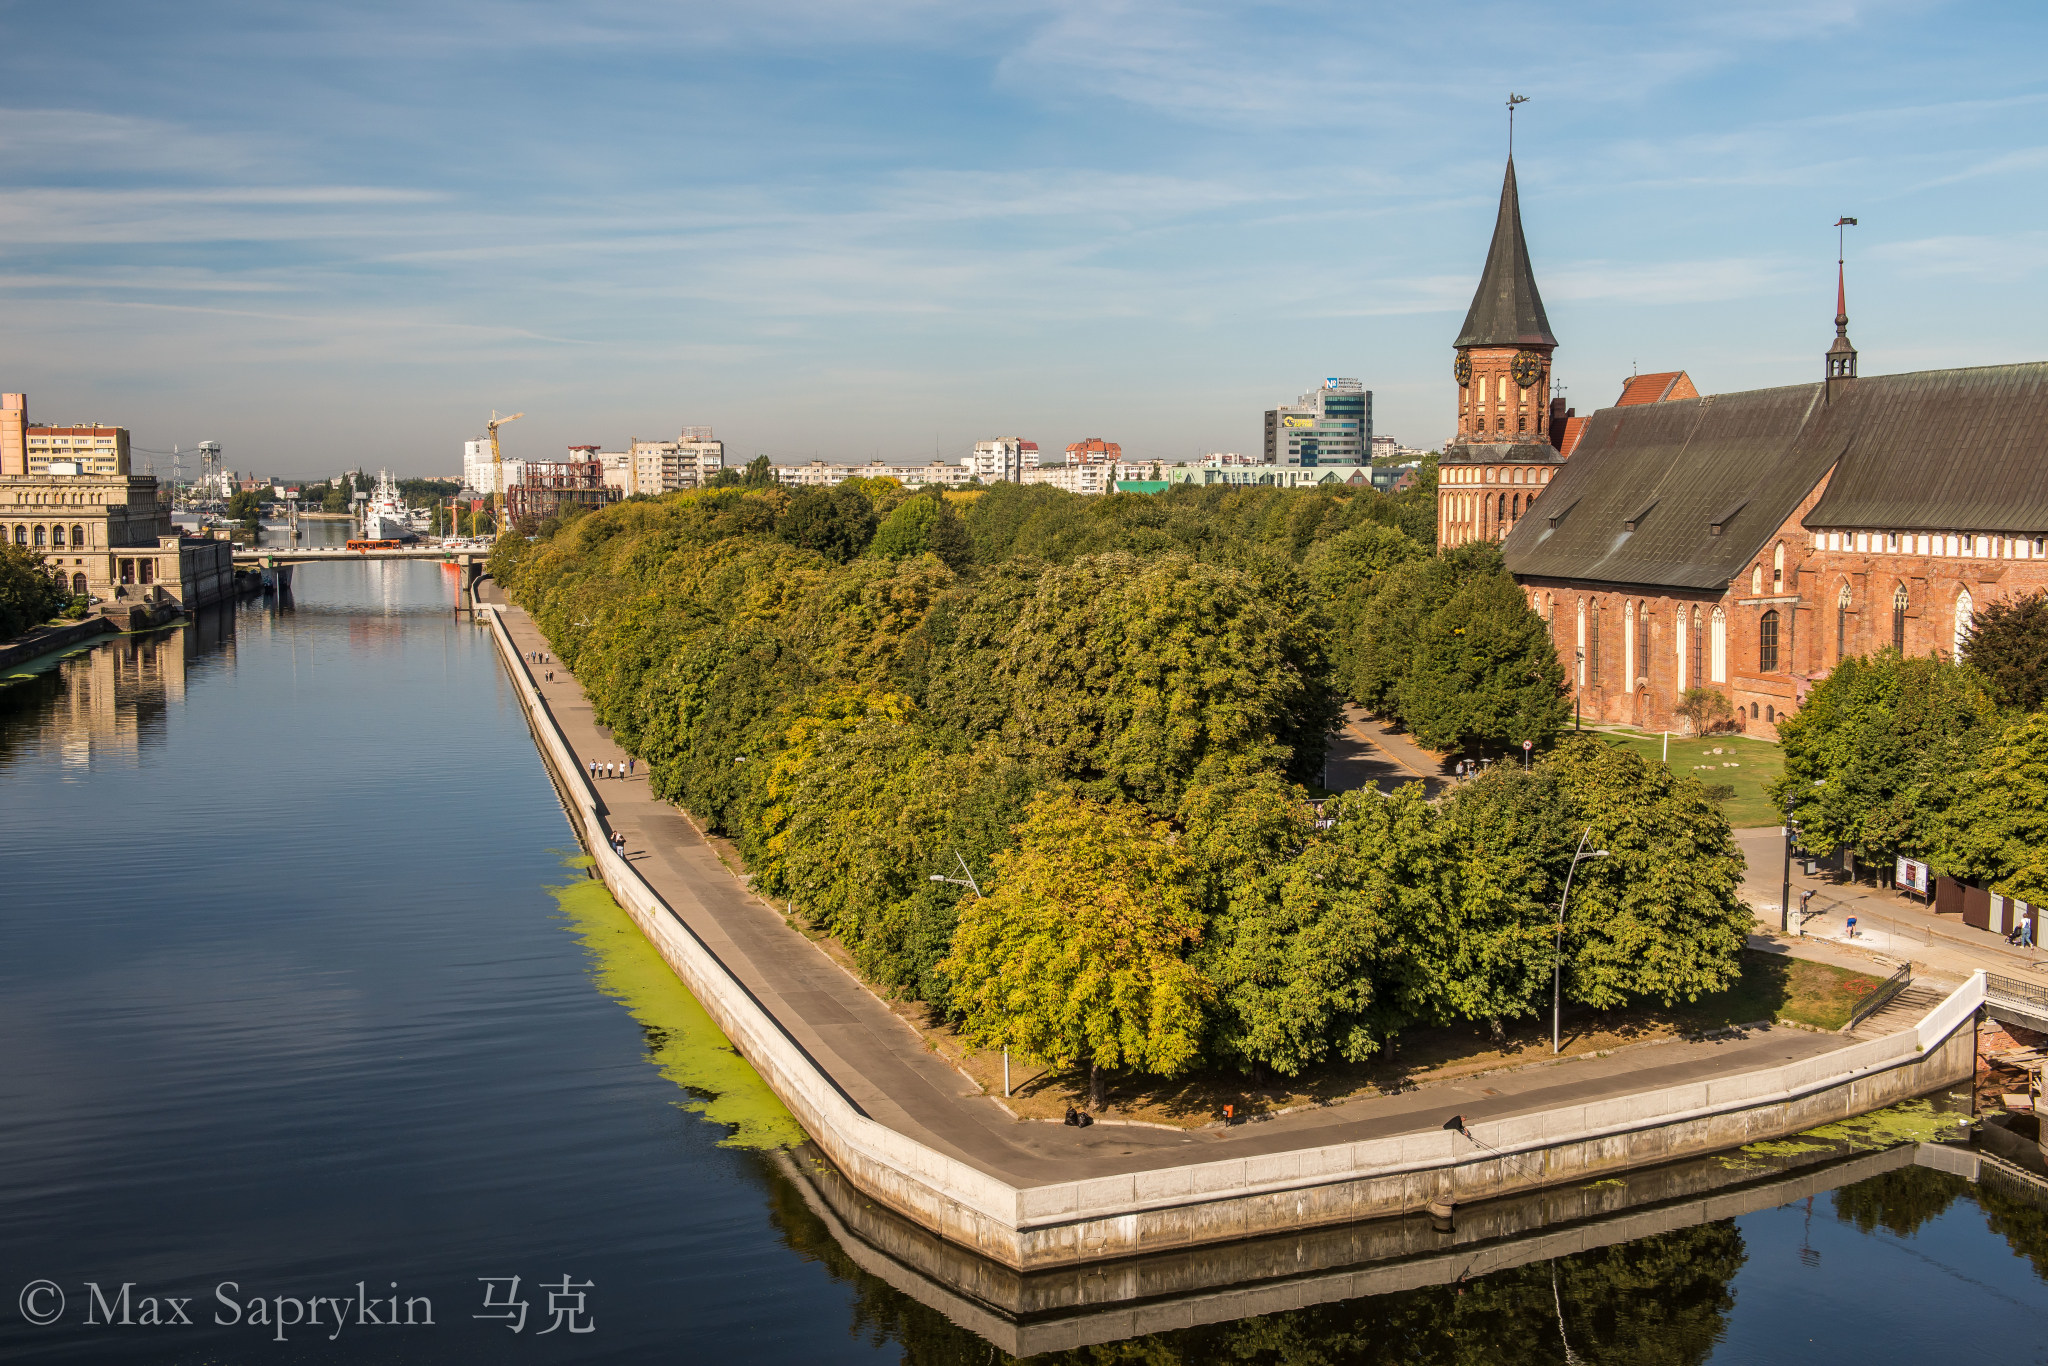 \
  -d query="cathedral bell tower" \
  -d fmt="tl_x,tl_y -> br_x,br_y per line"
1438,158 -> 1568,549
